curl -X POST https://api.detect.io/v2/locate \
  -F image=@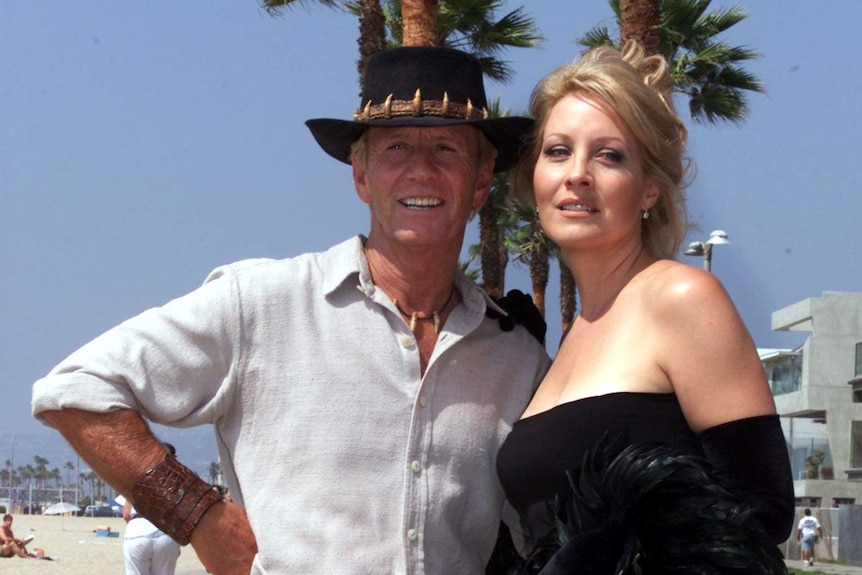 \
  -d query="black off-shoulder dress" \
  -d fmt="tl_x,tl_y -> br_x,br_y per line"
495,392 -> 790,575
